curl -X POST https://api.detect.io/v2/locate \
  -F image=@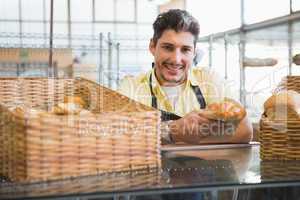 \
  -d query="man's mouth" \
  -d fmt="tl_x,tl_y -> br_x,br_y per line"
163,62 -> 184,70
